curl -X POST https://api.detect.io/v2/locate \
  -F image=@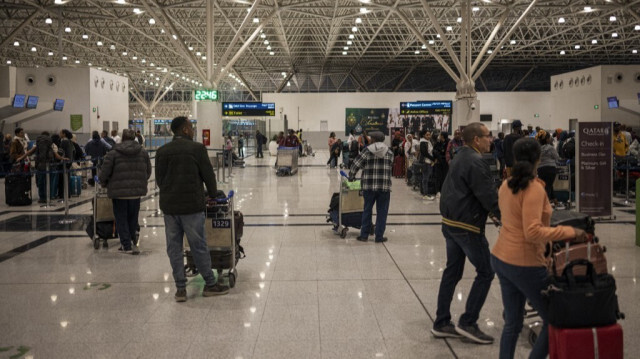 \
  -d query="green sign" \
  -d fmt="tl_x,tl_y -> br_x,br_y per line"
534,113 -> 540,118
70,114 -> 83,131
594,105 -> 599,109
195,89 -> 219,101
